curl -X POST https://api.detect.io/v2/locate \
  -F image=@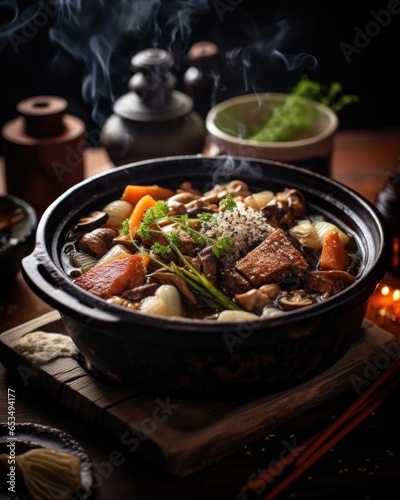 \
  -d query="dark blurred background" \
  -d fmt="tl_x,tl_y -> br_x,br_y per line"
0,0 -> 398,150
